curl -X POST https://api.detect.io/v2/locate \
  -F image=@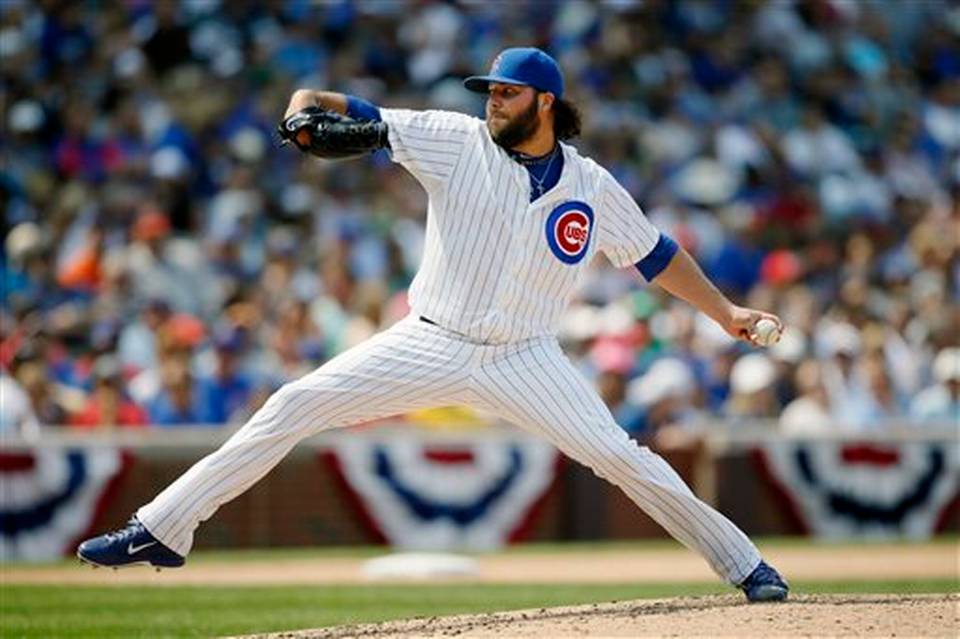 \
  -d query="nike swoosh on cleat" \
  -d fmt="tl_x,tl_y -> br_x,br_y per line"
127,541 -> 157,555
